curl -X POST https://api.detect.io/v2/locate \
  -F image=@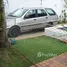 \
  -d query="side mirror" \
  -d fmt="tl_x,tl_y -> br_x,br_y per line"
24,15 -> 29,19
